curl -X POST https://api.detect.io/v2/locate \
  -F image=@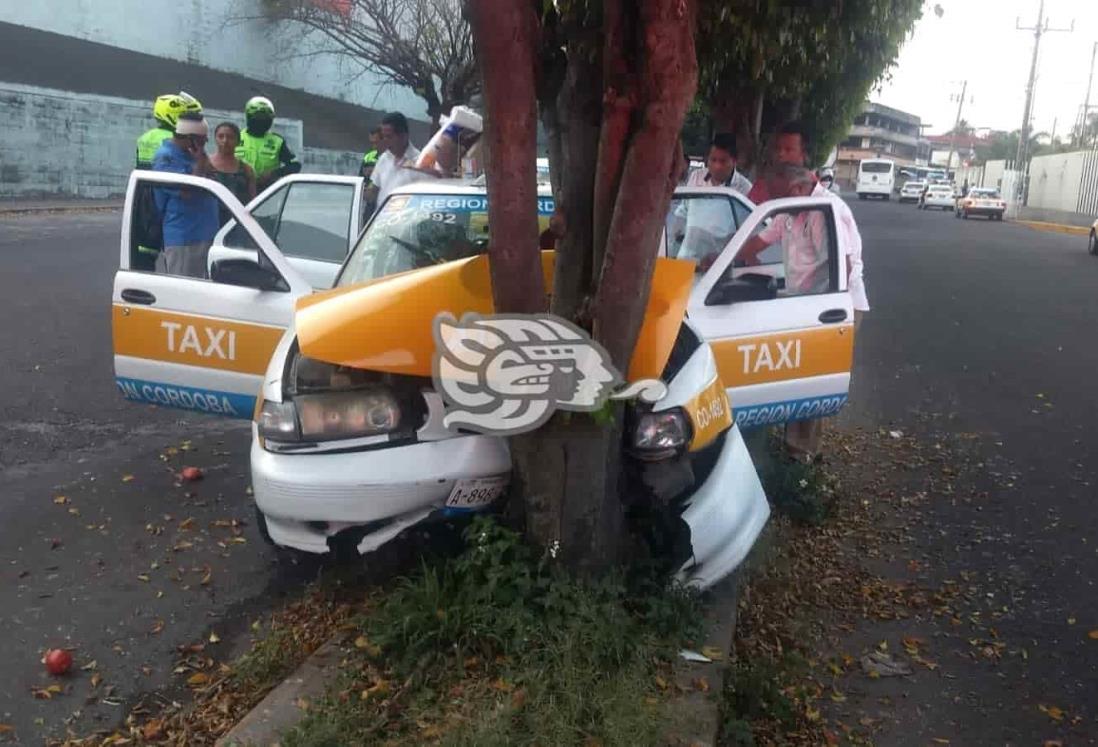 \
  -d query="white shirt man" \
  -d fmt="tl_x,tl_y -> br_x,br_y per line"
813,182 -> 869,316
685,165 -> 754,196
371,141 -> 422,208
